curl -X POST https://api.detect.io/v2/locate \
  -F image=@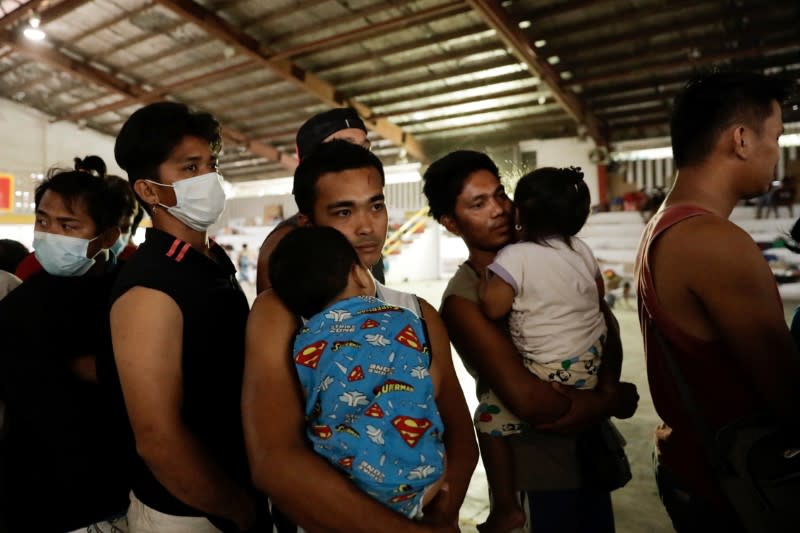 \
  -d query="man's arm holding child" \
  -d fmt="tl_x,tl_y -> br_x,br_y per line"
242,291 -> 457,533
419,298 -> 479,525
478,271 -> 514,321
